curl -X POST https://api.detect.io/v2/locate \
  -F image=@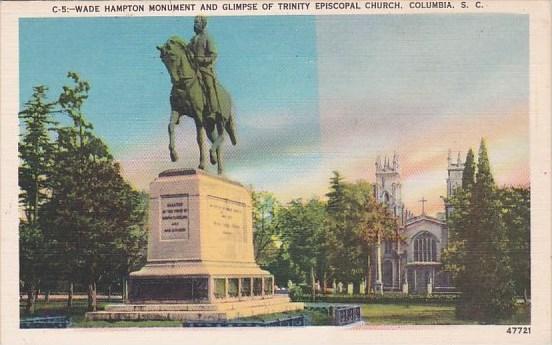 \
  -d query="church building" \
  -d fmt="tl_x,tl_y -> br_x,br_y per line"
370,151 -> 461,294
